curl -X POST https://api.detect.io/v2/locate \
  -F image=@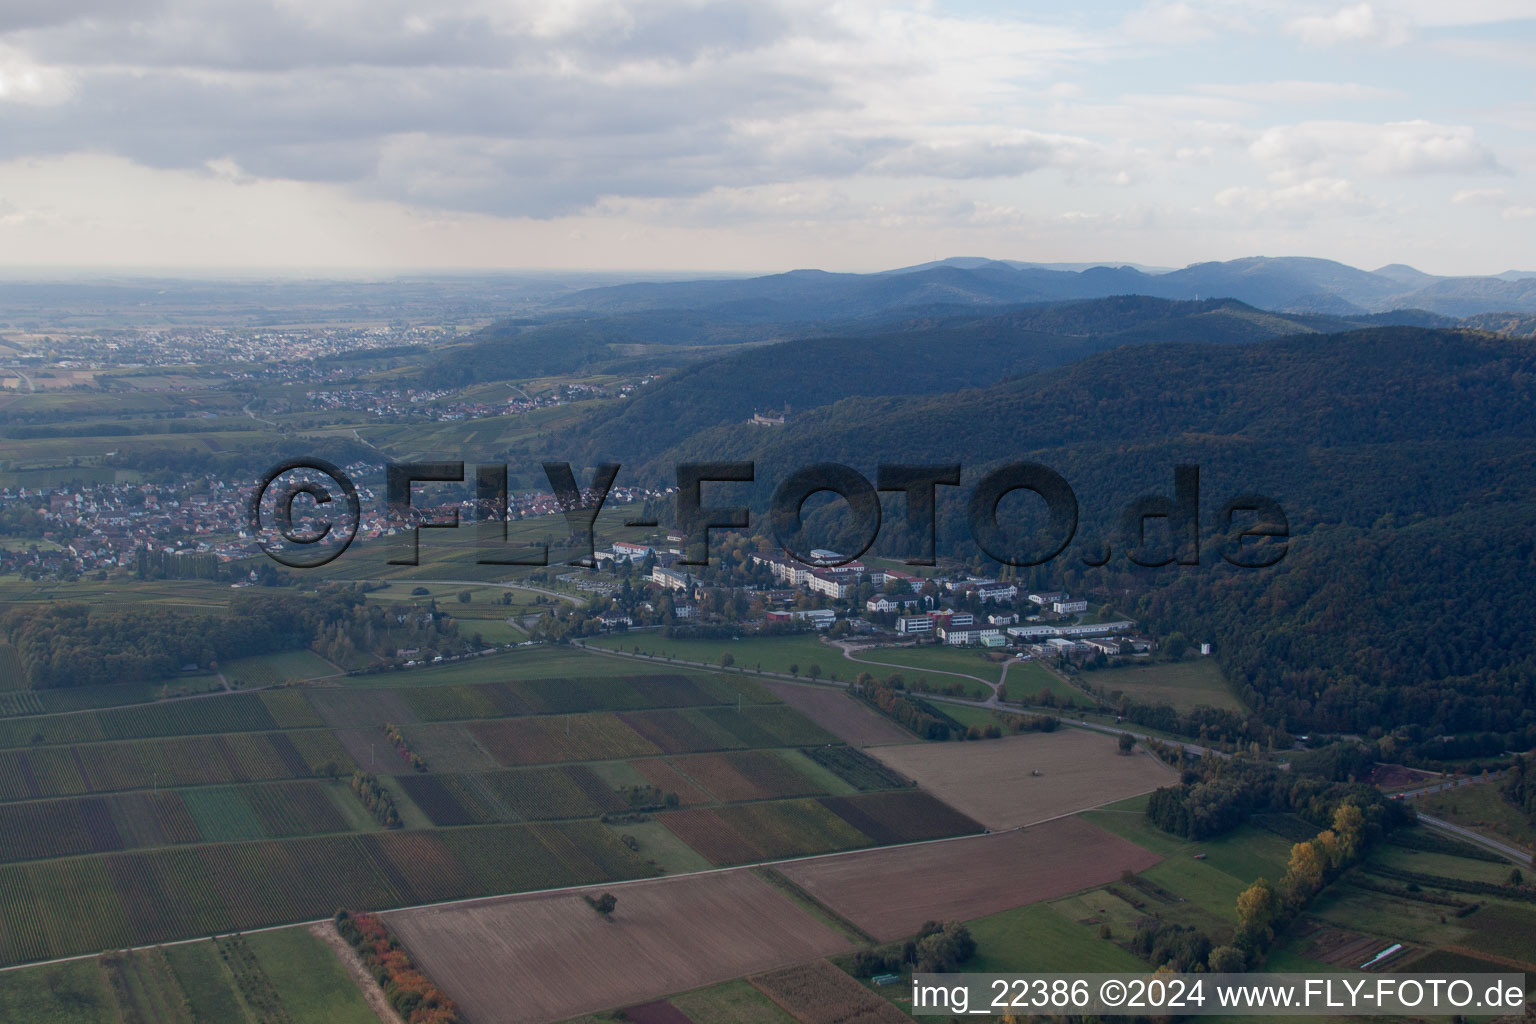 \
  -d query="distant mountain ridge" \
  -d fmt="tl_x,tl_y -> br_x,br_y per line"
558,255 -> 1536,319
